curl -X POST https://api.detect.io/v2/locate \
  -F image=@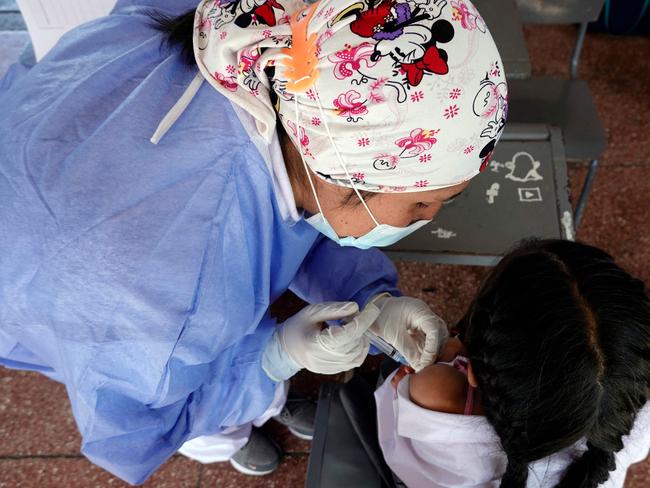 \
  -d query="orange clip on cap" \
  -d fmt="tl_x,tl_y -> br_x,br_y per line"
281,2 -> 321,93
